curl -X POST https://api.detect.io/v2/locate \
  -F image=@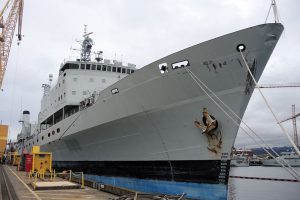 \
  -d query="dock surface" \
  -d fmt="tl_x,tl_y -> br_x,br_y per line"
0,164 -> 117,200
